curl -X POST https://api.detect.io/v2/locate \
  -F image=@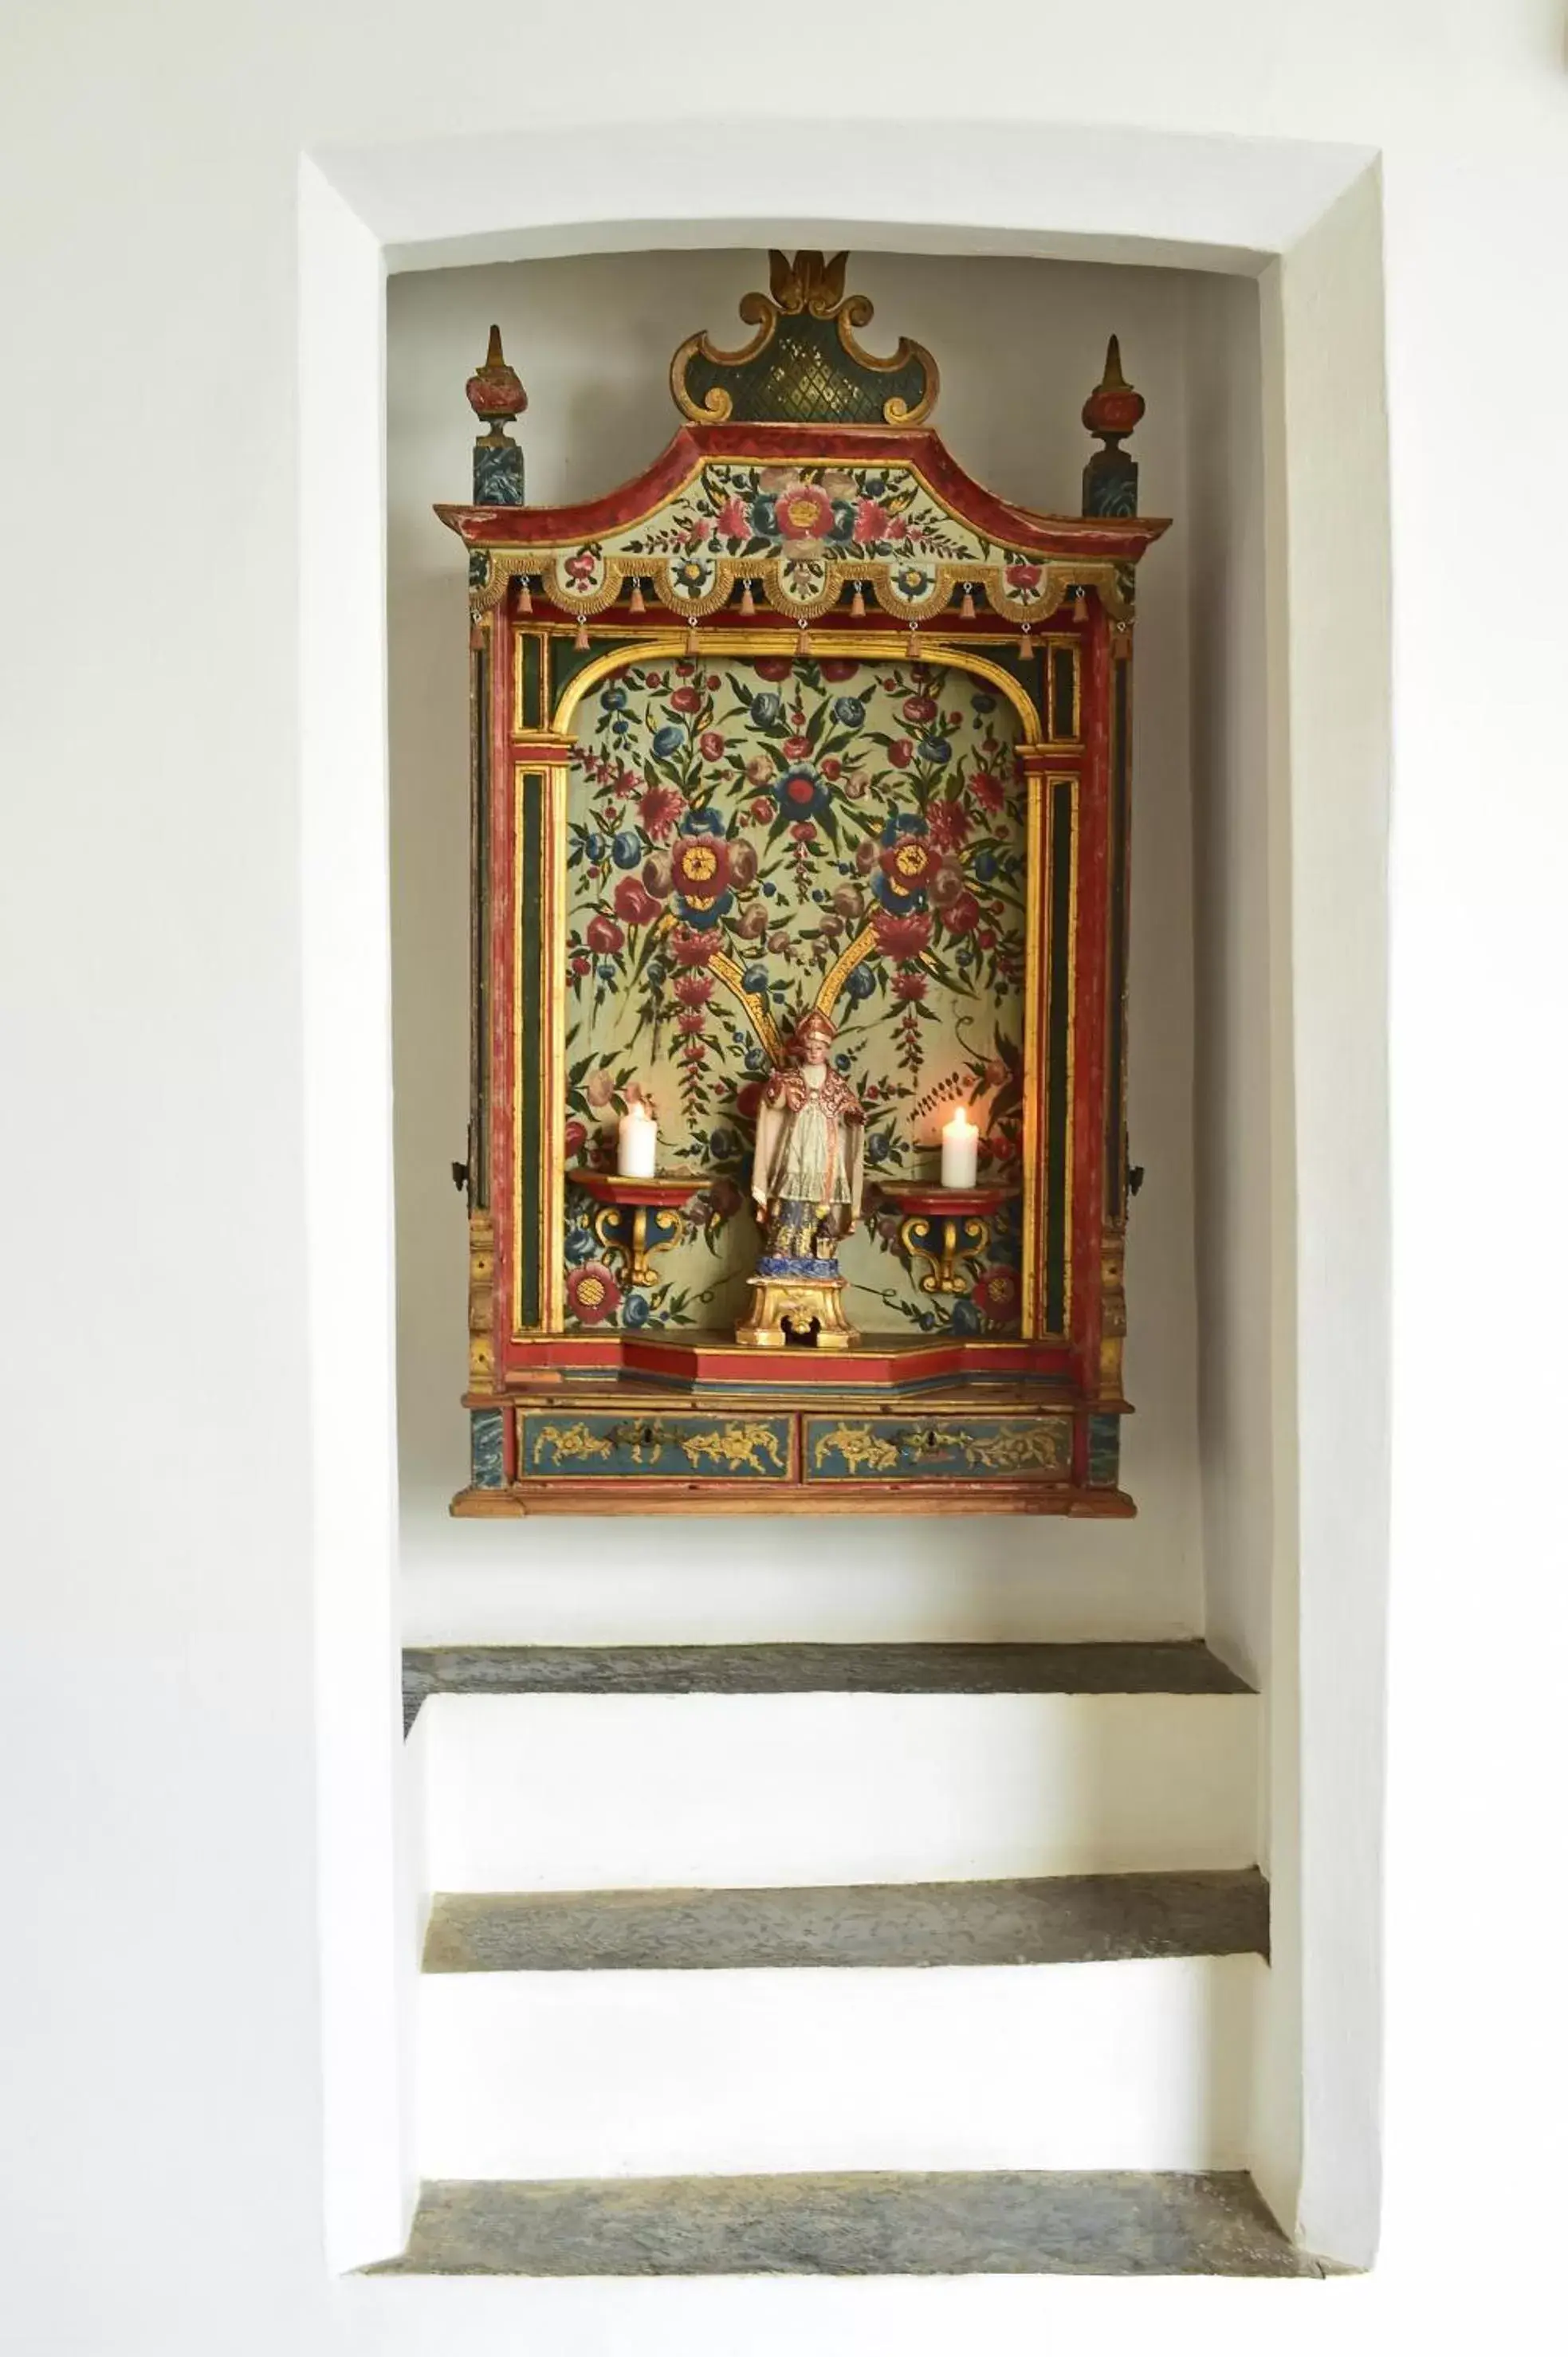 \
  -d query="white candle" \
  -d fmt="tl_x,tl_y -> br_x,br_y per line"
941,1104 -> 979,1190
617,1102 -> 658,1179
